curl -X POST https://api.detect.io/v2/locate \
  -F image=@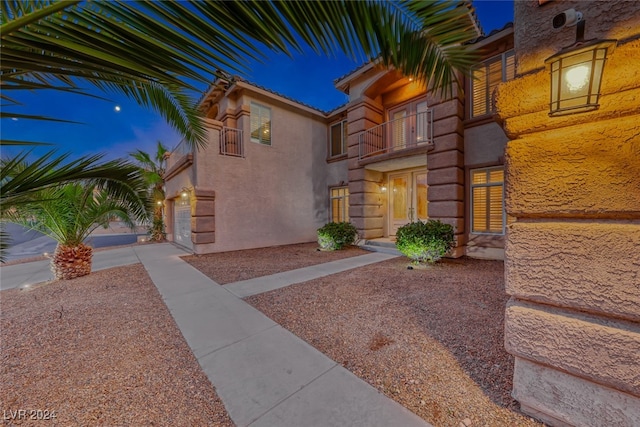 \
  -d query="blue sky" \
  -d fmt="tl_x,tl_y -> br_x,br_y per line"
1,0 -> 514,162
